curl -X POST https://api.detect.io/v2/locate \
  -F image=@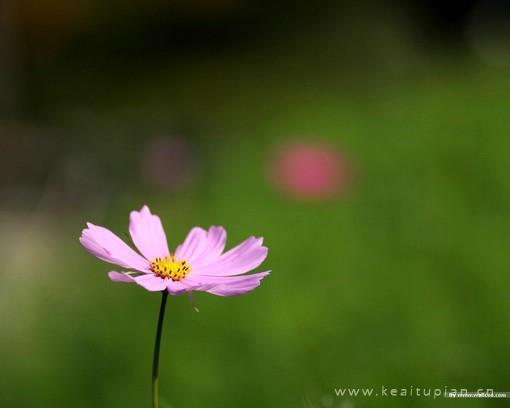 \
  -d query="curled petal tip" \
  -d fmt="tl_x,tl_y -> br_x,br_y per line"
108,271 -> 135,283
